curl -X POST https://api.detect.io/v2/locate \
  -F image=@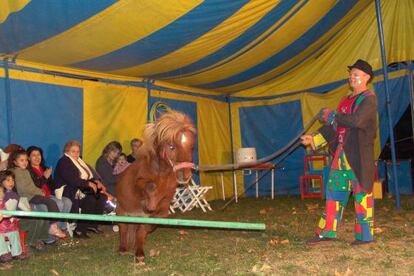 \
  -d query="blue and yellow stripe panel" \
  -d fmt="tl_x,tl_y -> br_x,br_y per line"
4,0 -> 413,97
